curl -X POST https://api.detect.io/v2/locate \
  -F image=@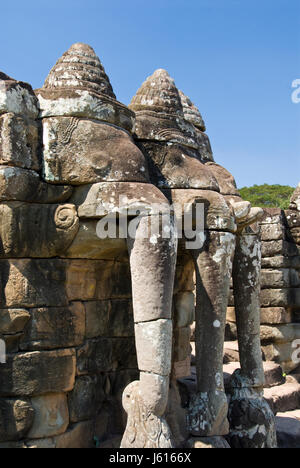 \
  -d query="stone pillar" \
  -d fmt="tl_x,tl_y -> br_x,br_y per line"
233,232 -> 265,387
188,231 -> 236,437
227,232 -> 277,448
121,214 -> 177,448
